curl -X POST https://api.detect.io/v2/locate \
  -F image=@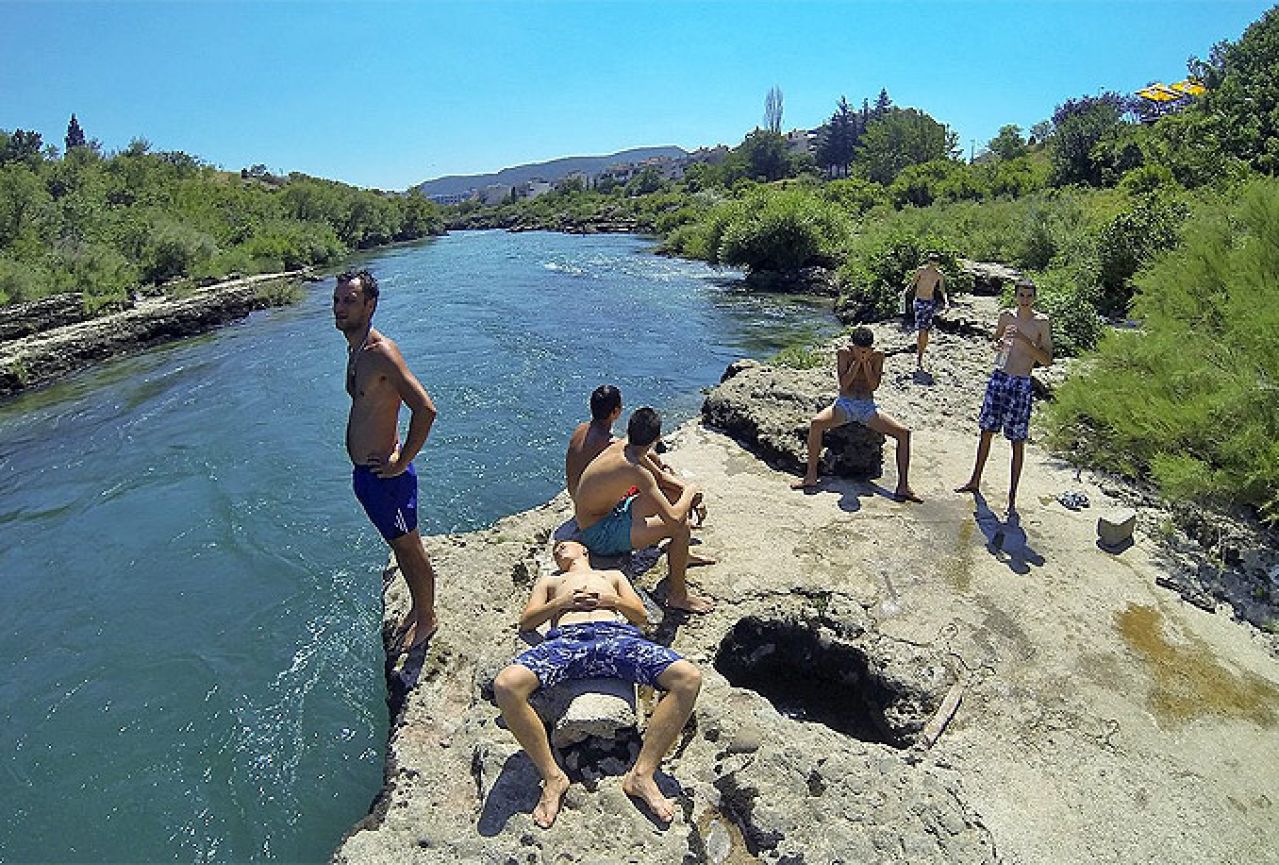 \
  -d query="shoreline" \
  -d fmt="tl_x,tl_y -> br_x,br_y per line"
0,271 -> 308,400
